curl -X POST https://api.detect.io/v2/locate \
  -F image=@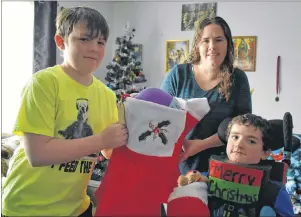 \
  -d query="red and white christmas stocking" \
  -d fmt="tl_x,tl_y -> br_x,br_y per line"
95,97 -> 209,216
166,182 -> 210,216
